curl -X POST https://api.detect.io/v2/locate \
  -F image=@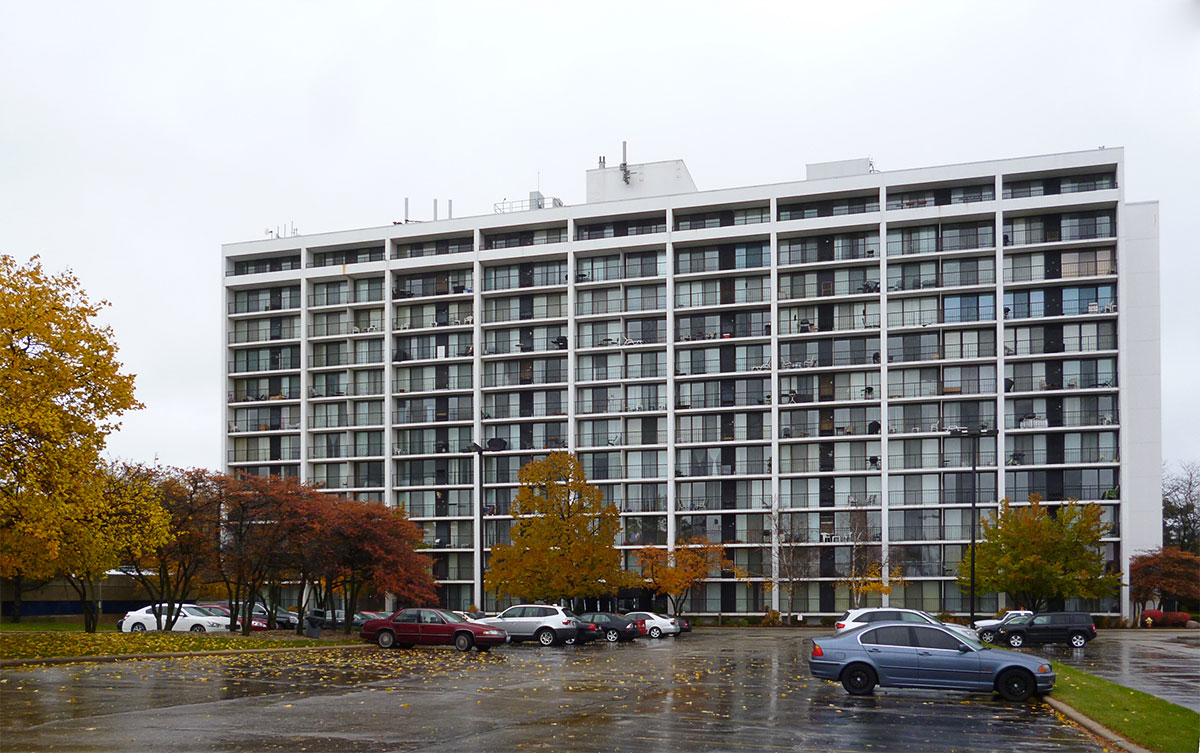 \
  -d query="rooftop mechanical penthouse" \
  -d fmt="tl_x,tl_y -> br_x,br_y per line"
223,149 -> 1160,619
